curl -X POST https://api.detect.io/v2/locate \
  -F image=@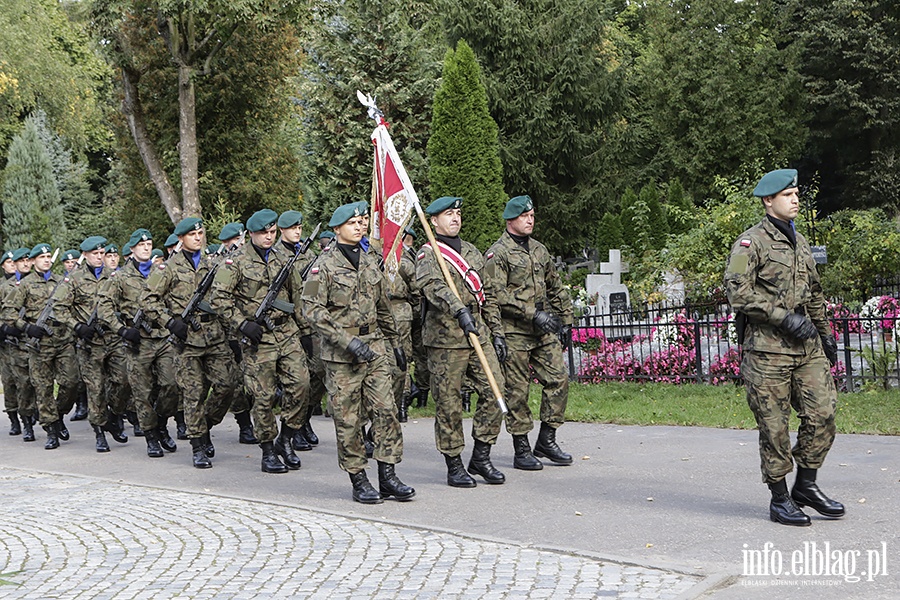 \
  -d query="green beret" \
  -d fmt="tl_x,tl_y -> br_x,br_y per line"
329,203 -> 366,227
174,217 -> 203,236
354,201 -> 369,214
105,244 -> 119,255
129,228 -> 153,246
246,209 -> 278,232
503,195 -> 534,219
122,243 -> 133,257
165,233 -> 179,248
403,227 -> 417,239
277,211 -> 303,228
61,249 -> 81,262
80,236 -> 107,252
2,250 -> 15,264
753,169 -> 798,197
320,231 -> 335,240
217,222 -> 244,241
205,243 -> 221,255
151,249 -> 164,259
12,248 -> 31,262
29,243 -> 53,259
425,196 -> 463,216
